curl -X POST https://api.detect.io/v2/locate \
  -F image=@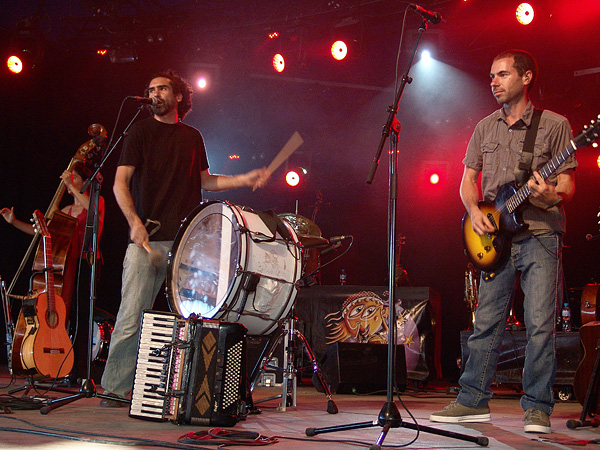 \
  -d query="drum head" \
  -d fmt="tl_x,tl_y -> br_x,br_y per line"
167,202 -> 241,319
